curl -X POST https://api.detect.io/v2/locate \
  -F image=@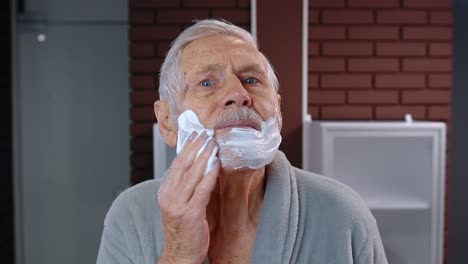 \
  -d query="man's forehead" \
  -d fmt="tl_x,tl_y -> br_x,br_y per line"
180,35 -> 266,74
